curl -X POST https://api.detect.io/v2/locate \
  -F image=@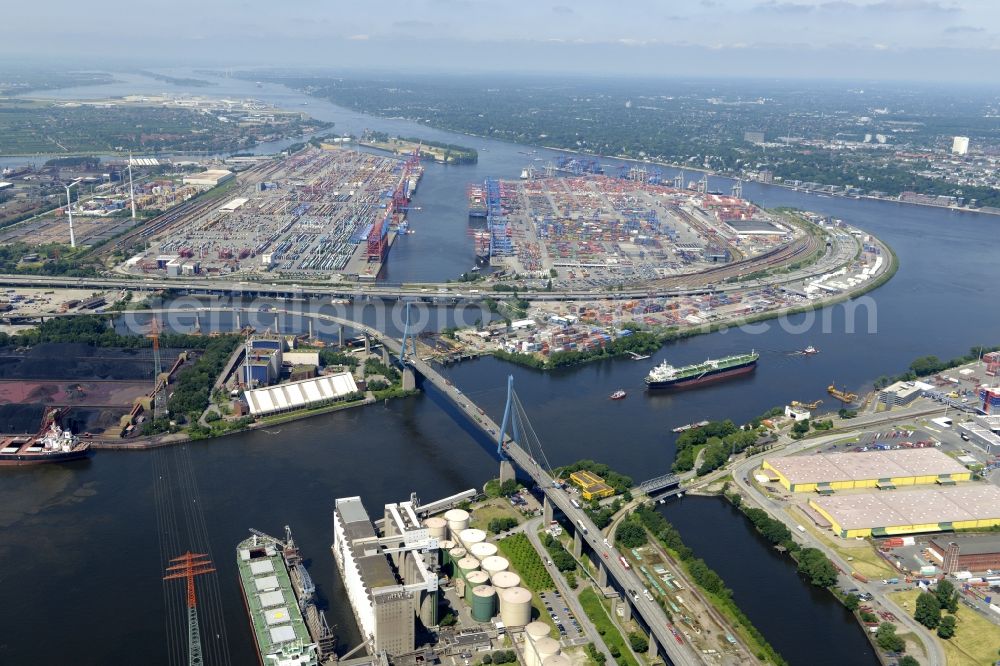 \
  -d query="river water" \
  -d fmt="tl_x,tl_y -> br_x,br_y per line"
1,70 -> 997,665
